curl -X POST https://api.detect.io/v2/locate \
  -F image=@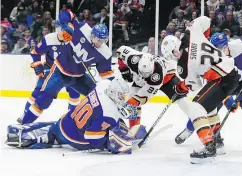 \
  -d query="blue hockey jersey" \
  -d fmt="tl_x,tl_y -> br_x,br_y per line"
59,80 -> 121,149
31,32 -> 65,67
54,18 -> 114,78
